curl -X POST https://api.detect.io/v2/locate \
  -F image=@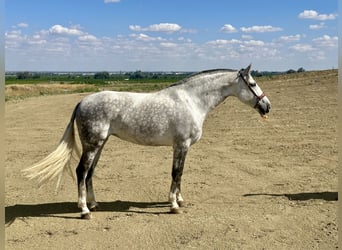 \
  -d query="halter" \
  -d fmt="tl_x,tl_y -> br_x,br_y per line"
238,71 -> 266,108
